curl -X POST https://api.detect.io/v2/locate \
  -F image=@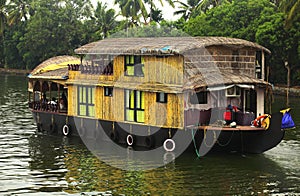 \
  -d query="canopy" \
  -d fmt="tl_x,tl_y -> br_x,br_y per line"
30,55 -> 80,76
29,55 -> 80,80
207,84 -> 255,91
